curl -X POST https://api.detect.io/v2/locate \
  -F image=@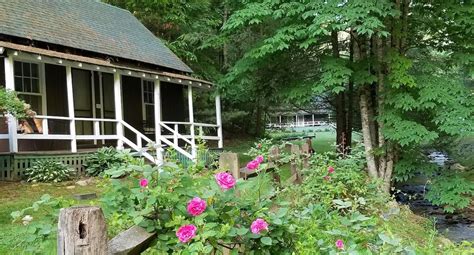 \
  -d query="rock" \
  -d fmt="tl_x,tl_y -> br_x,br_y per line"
108,226 -> 156,255
31,184 -> 39,187
73,193 -> 97,200
449,163 -> 466,171
75,178 -> 94,187
66,186 -> 75,189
